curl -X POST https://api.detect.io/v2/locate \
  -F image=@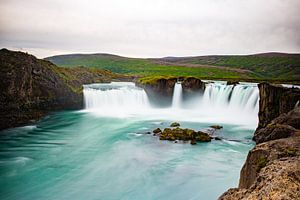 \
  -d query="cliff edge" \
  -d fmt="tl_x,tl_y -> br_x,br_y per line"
0,49 -> 127,130
219,83 -> 300,200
